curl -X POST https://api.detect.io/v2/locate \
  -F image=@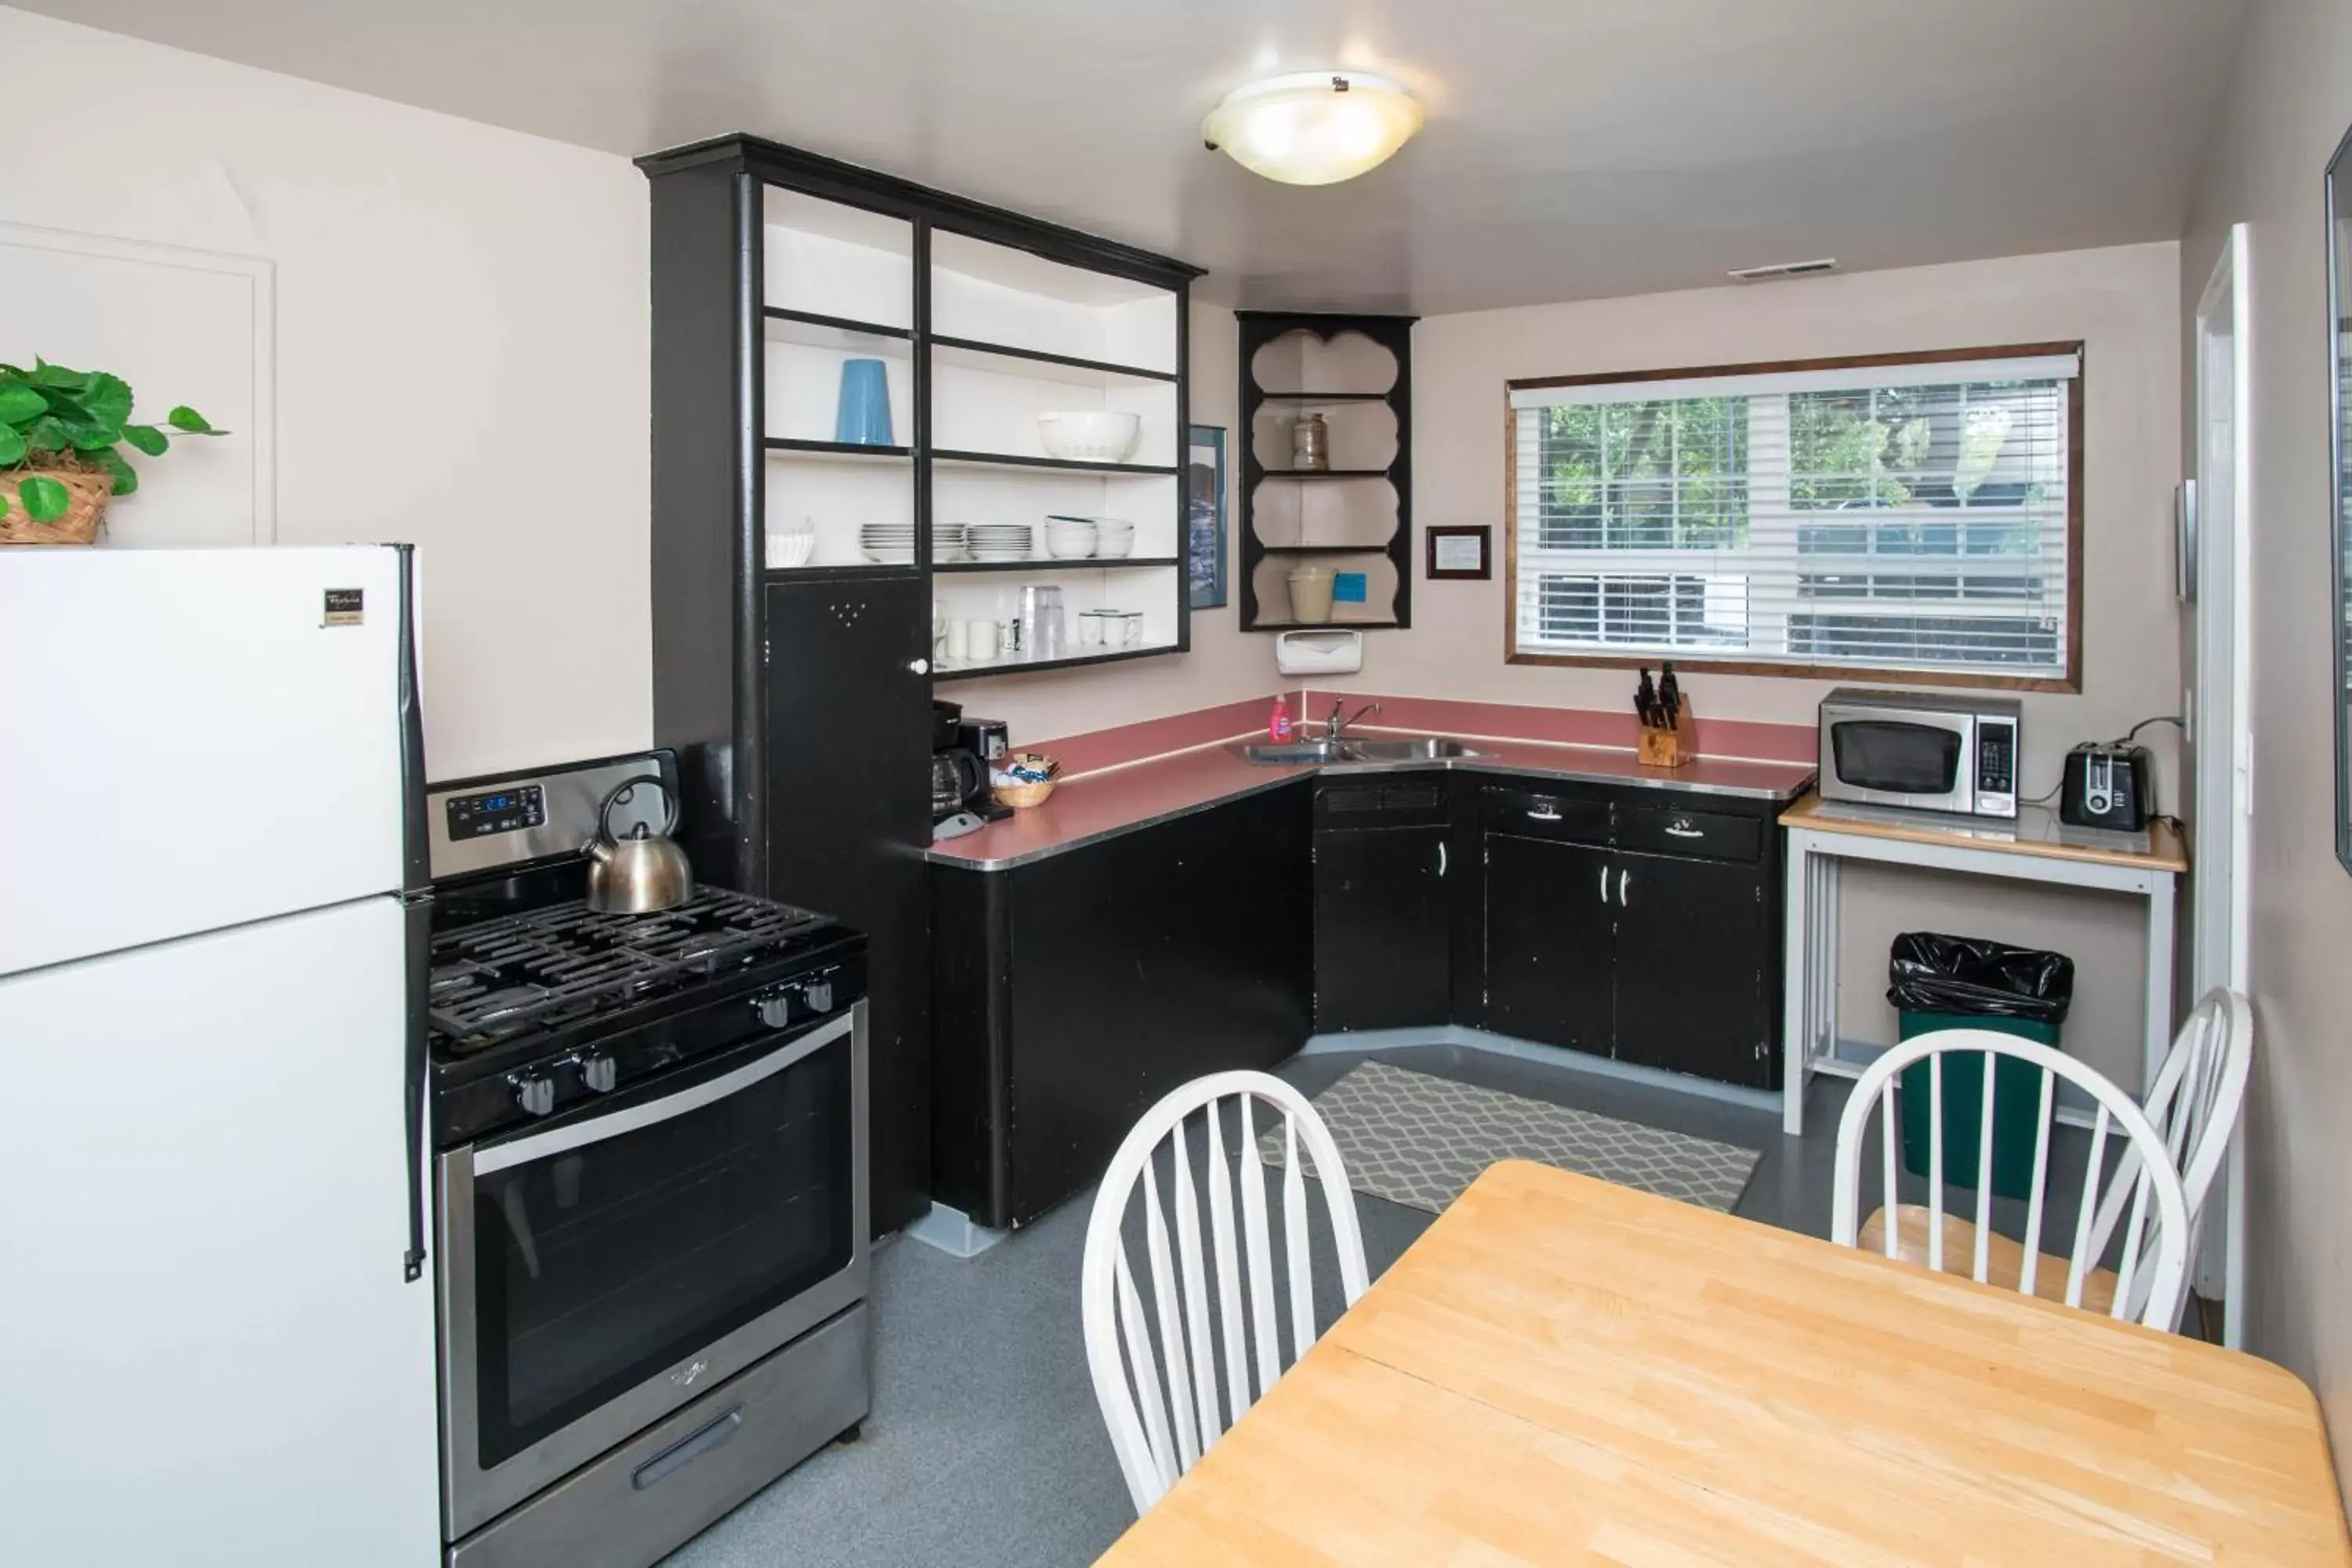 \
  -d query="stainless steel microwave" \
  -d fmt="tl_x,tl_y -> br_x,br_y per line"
1817,688 -> 2021,819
